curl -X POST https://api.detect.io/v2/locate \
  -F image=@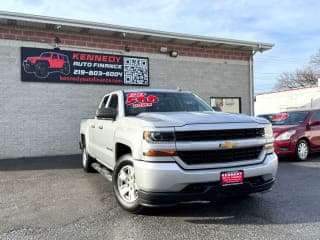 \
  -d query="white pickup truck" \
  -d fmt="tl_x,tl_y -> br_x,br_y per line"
80,89 -> 277,213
